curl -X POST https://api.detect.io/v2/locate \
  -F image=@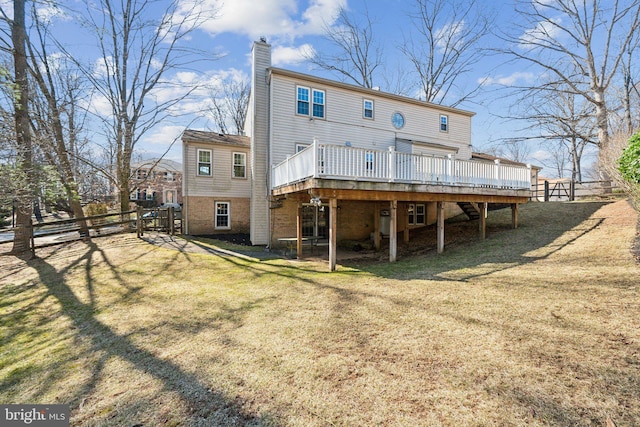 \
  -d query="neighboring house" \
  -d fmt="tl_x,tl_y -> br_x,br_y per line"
130,159 -> 183,207
183,40 -> 536,270
181,131 -> 251,235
